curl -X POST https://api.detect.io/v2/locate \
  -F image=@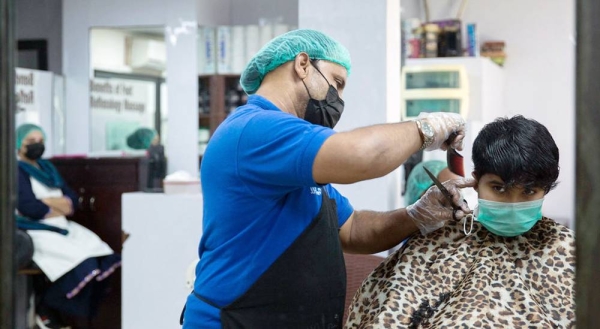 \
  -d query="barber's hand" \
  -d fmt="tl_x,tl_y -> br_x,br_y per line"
406,177 -> 476,235
417,112 -> 466,151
